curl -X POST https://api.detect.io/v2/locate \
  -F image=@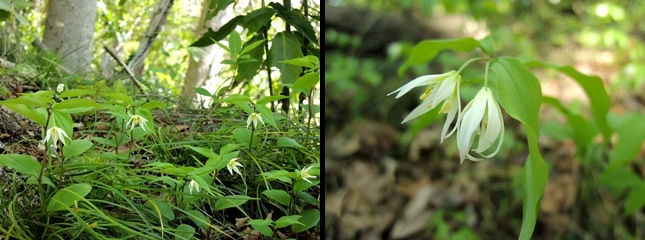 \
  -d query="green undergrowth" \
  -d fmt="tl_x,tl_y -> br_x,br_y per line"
0,78 -> 321,239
